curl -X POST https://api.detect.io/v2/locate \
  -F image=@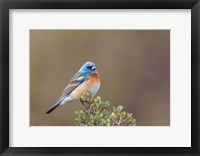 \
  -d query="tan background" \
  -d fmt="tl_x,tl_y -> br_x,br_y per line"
30,30 -> 170,126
